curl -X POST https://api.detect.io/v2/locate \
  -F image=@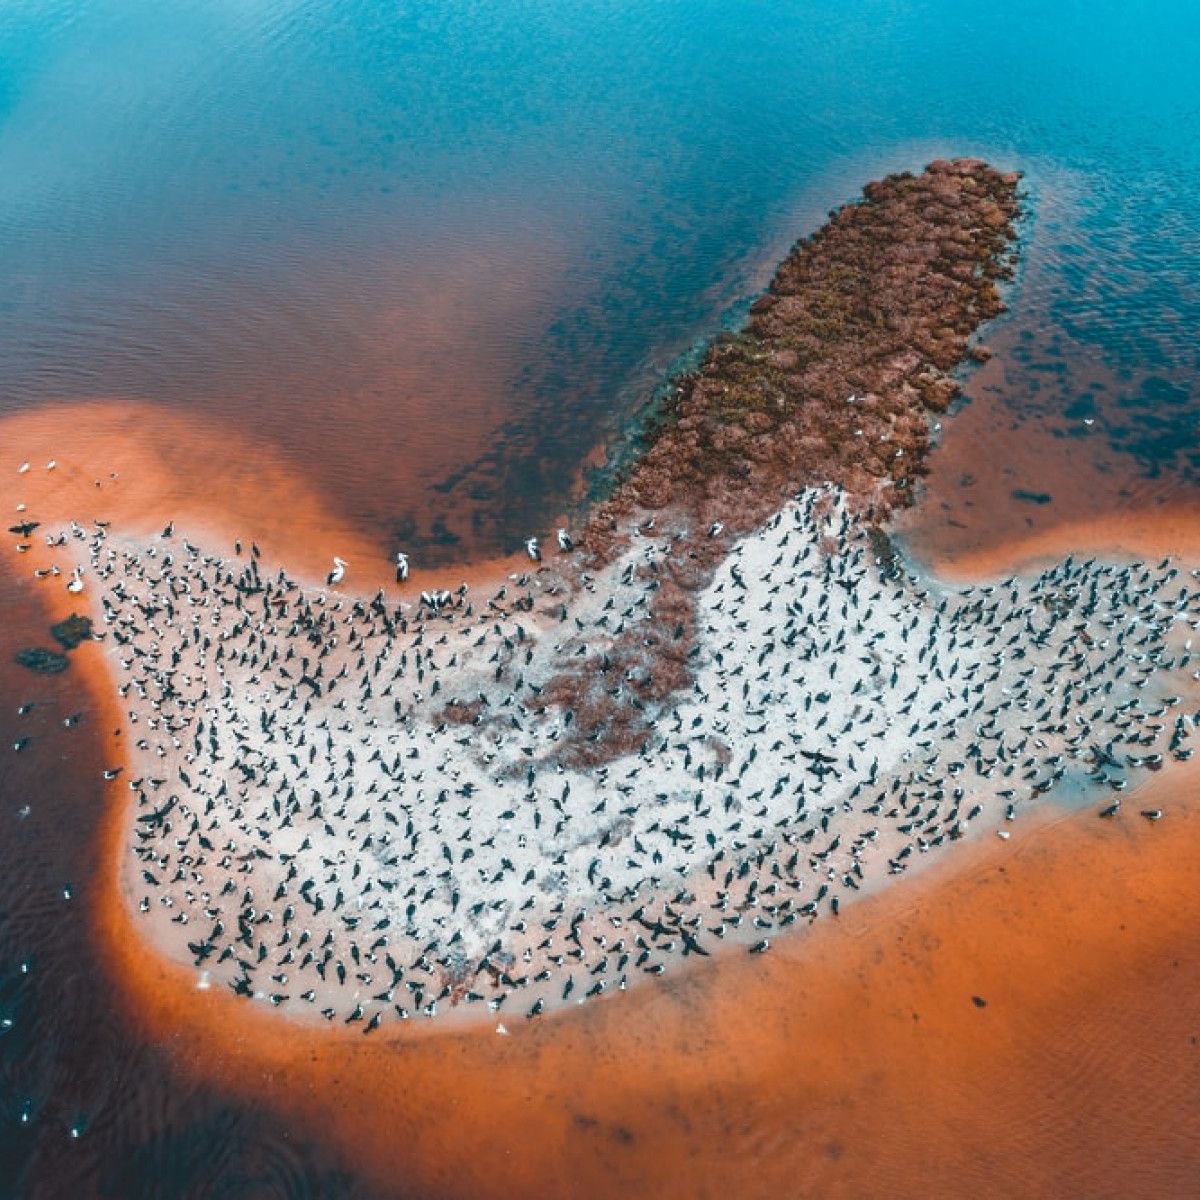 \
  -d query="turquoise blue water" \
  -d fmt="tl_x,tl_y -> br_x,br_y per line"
0,0 -> 1197,553
0,2 -> 1198,1194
